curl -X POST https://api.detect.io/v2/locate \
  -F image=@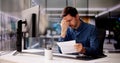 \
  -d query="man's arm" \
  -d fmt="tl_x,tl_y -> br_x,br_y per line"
84,27 -> 100,56
59,19 -> 70,42
60,19 -> 69,37
74,26 -> 100,56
